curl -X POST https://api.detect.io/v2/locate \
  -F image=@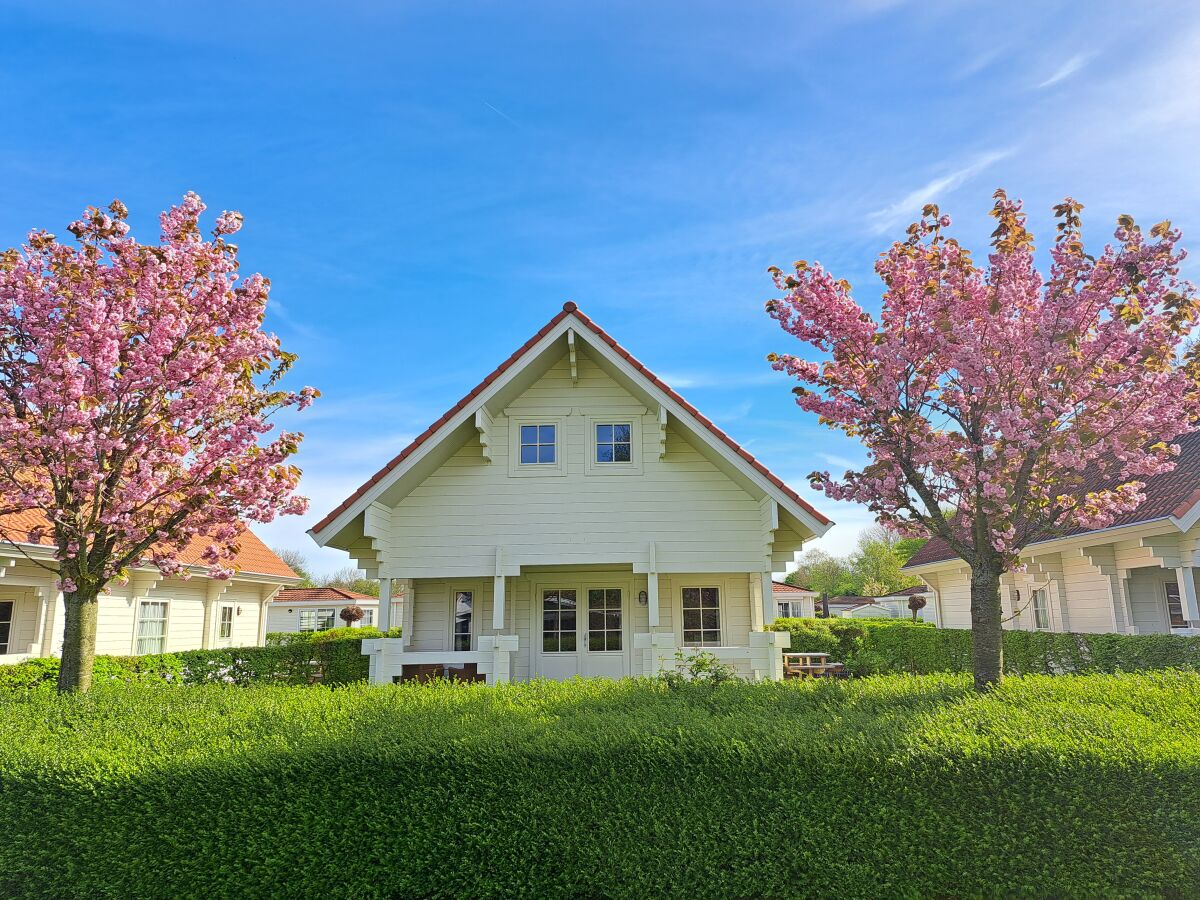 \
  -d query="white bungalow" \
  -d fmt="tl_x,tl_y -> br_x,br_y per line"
905,434 -> 1200,636
773,581 -> 818,619
0,520 -> 299,665
268,587 -> 380,634
308,303 -> 833,684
